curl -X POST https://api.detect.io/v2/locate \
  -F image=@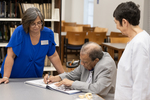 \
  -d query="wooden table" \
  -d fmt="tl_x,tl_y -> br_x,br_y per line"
101,43 -> 126,62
